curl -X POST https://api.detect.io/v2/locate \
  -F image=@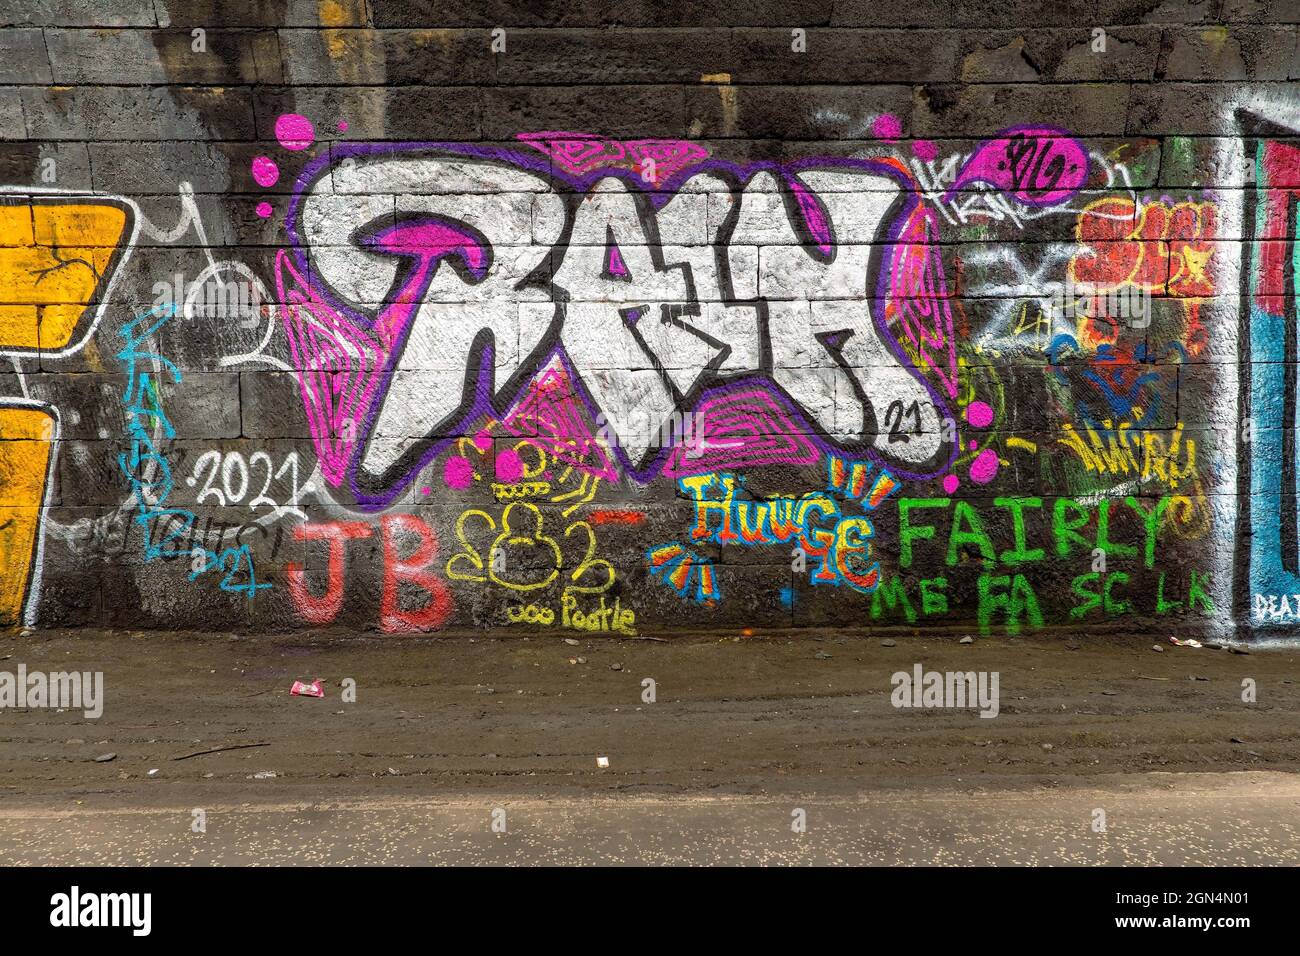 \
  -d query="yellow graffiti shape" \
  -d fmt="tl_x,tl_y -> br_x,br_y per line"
0,197 -> 131,626
446,509 -> 496,583
0,403 -> 56,624
489,502 -> 562,592
0,200 -> 130,353
1057,420 -> 1197,492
